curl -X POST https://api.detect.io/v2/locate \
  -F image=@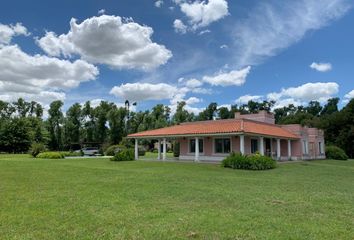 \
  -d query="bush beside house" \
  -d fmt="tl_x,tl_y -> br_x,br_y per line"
111,149 -> 135,161
222,153 -> 276,170
325,146 -> 348,160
